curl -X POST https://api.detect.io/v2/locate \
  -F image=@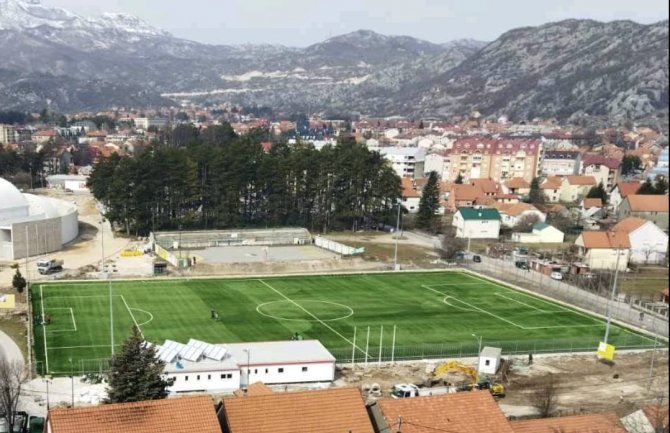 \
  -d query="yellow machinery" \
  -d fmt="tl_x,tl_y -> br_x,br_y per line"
432,361 -> 505,397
